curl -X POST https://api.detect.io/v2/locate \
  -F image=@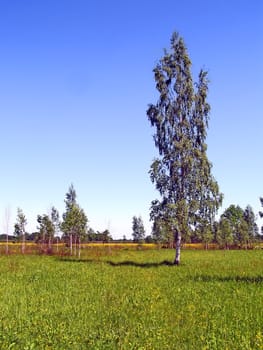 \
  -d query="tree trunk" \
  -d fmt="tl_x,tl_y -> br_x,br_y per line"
6,234 -> 9,255
174,230 -> 181,265
74,235 -> 77,256
22,233 -> 25,254
78,236 -> 81,259
70,234 -> 73,255
41,231 -> 45,252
